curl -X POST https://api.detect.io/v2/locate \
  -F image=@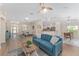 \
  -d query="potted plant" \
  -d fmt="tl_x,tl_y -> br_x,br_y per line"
26,40 -> 32,48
